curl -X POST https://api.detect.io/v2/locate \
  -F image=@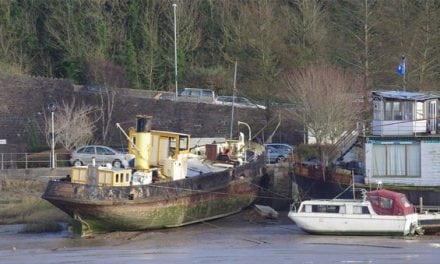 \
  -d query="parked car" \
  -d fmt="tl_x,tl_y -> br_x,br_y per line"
301,157 -> 321,167
70,145 -> 135,168
178,88 -> 217,104
264,143 -> 294,163
216,96 -> 266,109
